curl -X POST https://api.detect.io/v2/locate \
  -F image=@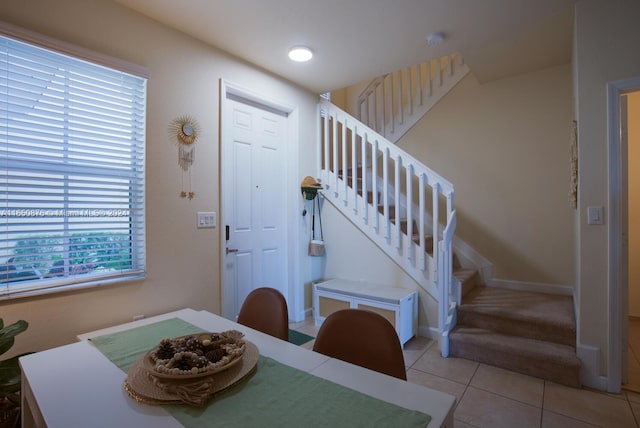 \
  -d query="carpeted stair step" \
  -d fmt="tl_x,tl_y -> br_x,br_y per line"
449,326 -> 581,388
457,286 -> 576,347
453,268 -> 480,298
453,253 -> 462,269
